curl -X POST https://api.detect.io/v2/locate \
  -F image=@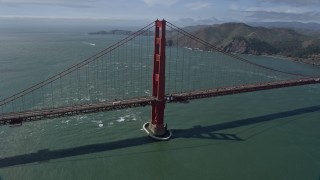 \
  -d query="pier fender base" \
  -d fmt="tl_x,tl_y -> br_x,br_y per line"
143,122 -> 172,141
